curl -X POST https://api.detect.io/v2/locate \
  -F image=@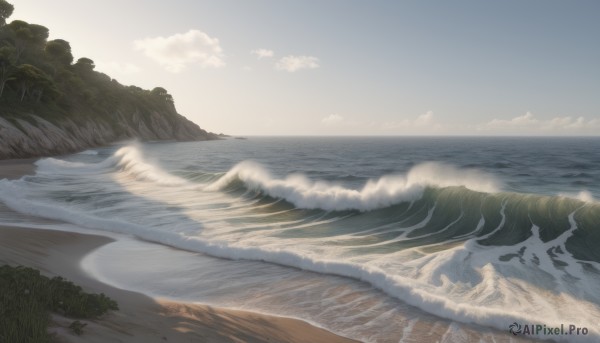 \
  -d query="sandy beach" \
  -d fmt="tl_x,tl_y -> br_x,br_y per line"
0,160 -> 357,343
